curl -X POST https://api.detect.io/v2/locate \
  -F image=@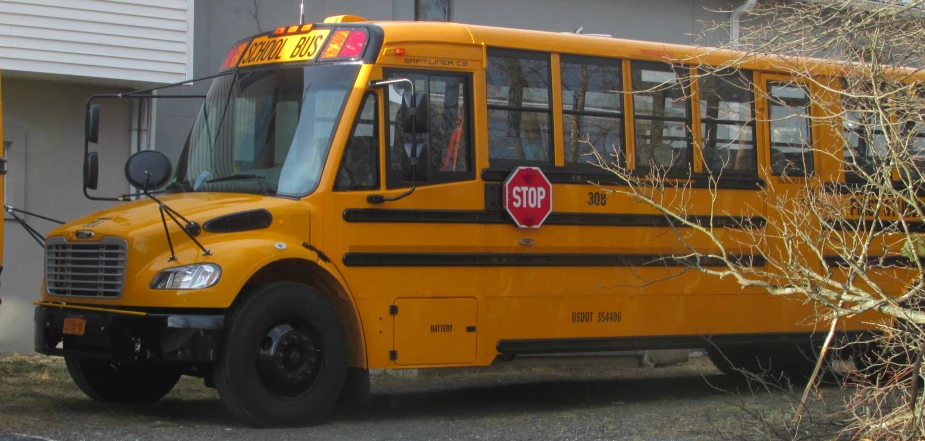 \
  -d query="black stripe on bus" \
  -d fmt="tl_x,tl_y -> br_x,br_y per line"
342,209 -> 766,229
495,331 -> 874,355
827,218 -> 925,233
341,252 -> 765,267
480,168 -> 765,190
822,255 -> 925,268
